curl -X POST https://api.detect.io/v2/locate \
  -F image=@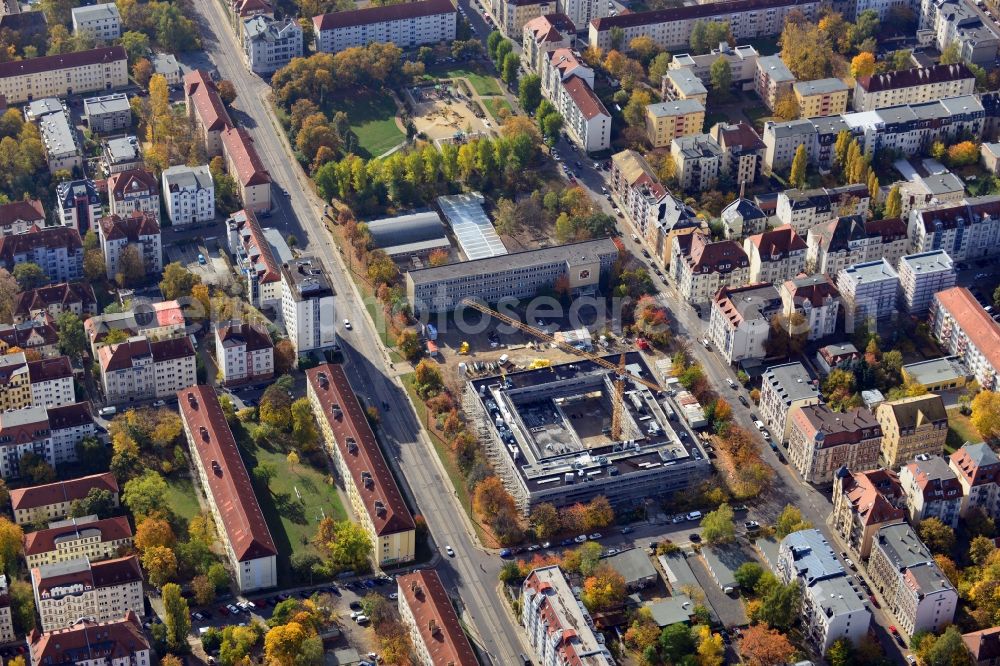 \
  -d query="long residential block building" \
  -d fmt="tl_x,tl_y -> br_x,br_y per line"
854,63 -> 976,111
307,364 -> 416,567
908,196 -> 1000,262
0,402 -> 95,480
221,127 -> 271,214
930,286 -> 1000,390
788,404 -> 882,484
397,570 -> 478,666
10,473 -> 119,527
32,555 -> 143,632
314,0 -> 456,53
185,69 -> 232,157
522,566 -> 614,666
179,385 -> 277,591
228,209 -> 282,308
0,46 -> 127,105
24,515 -> 133,568
97,336 -> 196,405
